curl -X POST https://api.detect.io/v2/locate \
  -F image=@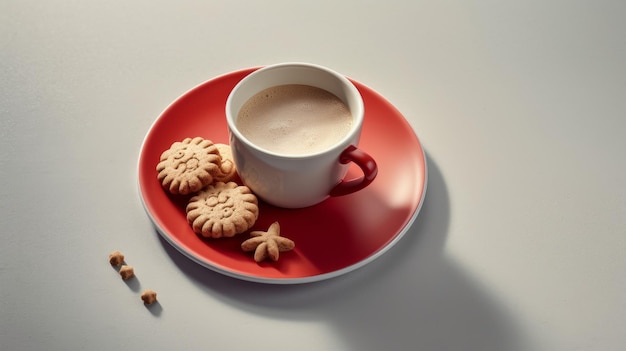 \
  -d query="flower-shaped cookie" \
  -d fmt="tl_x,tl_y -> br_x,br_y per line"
213,143 -> 237,183
241,222 -> 295,262
186,182 -> 259,238
156,137 -> 222,195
